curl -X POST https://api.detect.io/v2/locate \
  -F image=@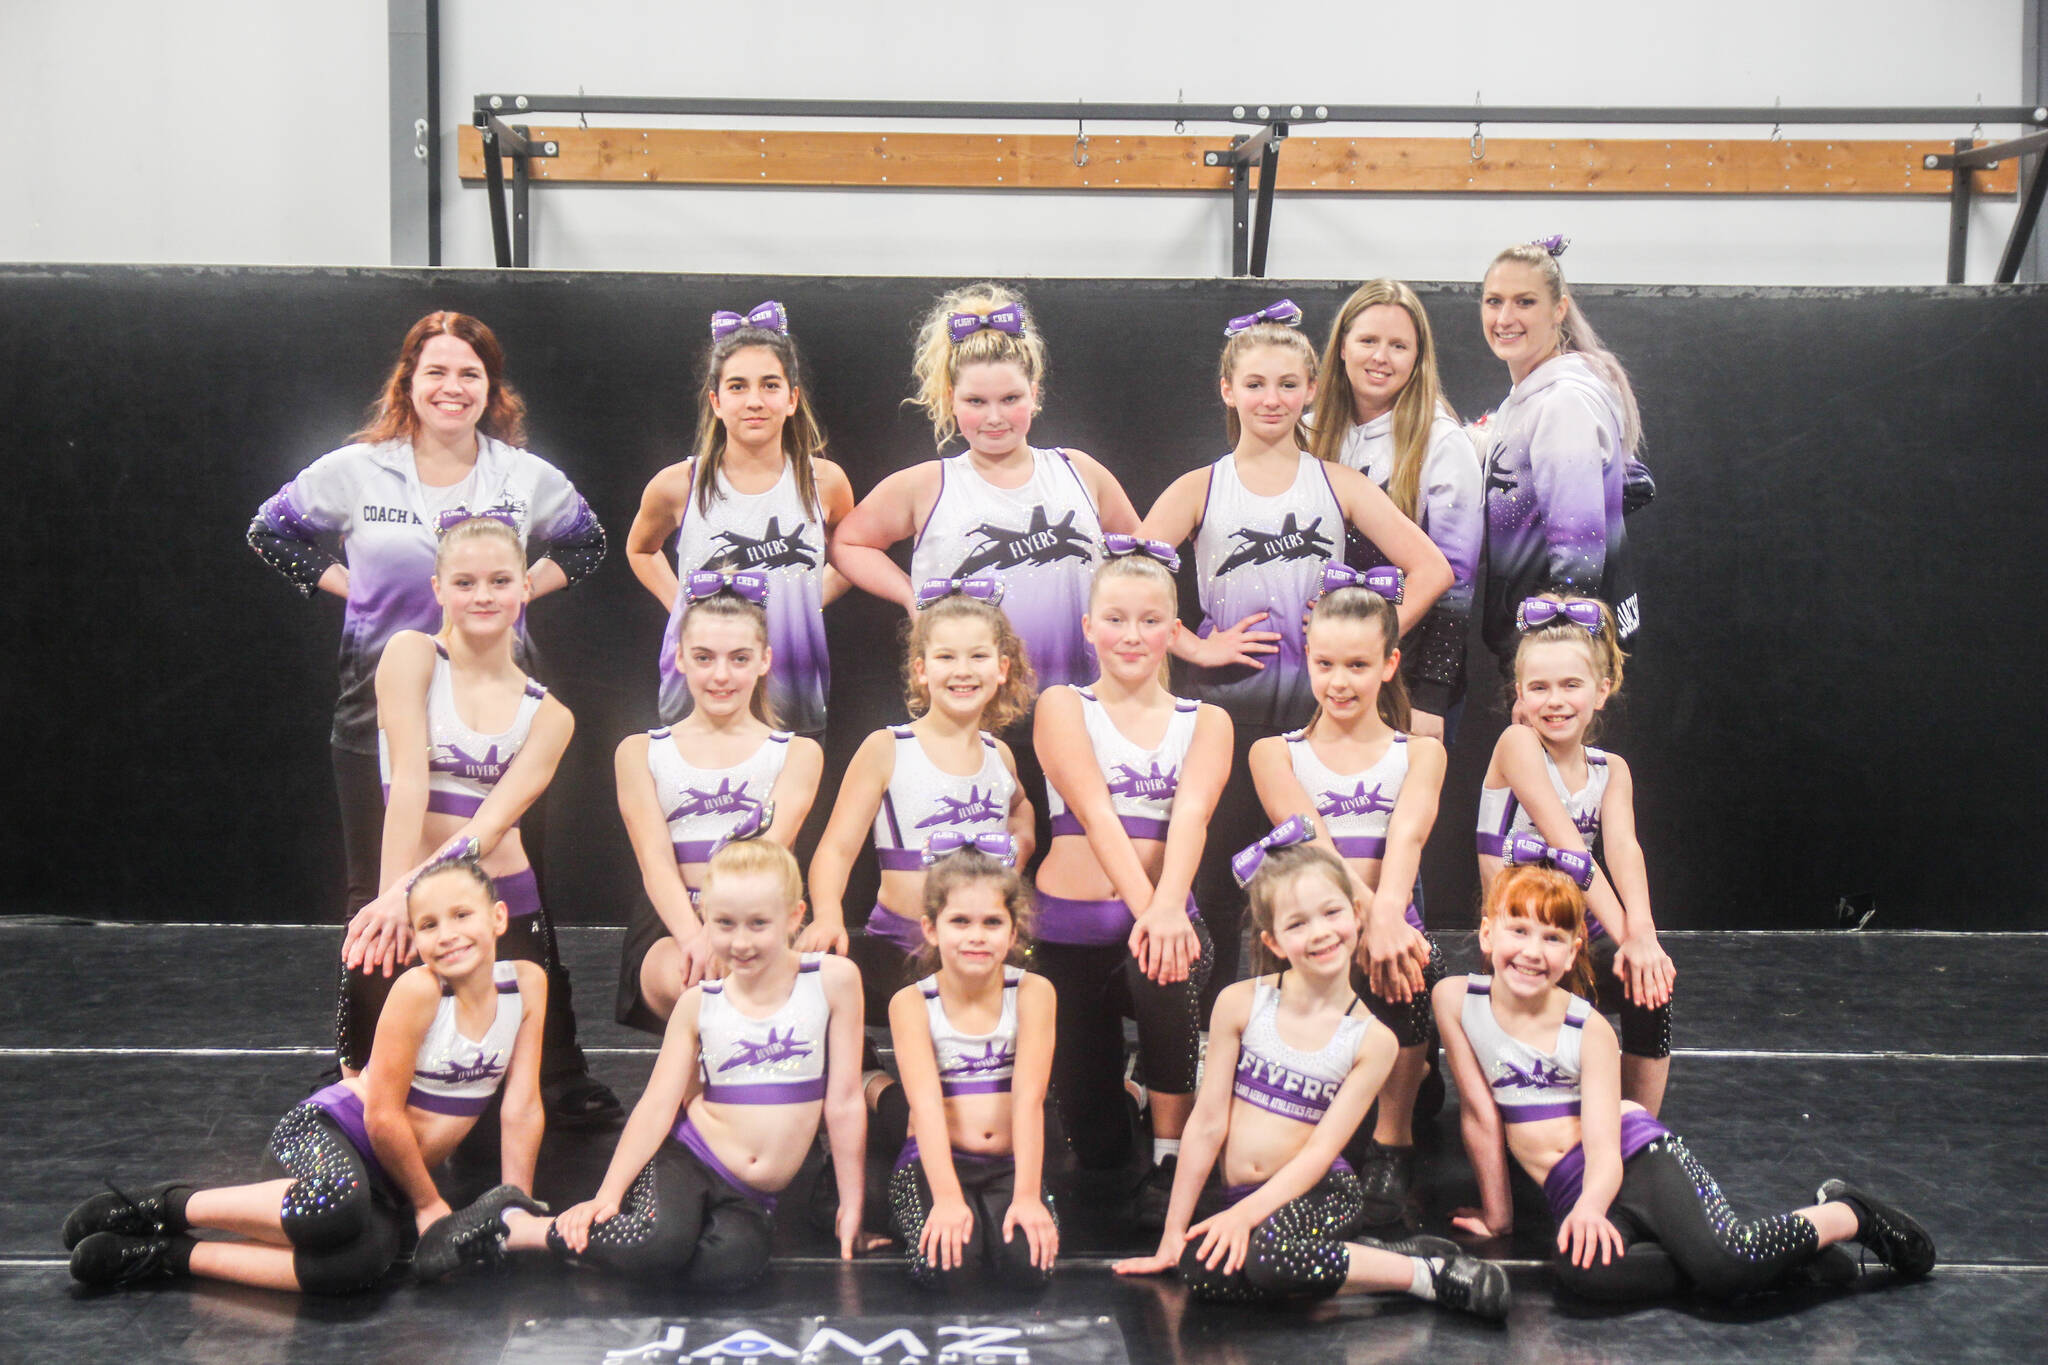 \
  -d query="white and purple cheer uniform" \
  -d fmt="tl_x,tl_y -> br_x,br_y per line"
908,447 -> 1103,691
248,435 -> 603,753
866,727 -> 1015,953
1231,975 -> 1375,1125
1477,746 -> 1610,935
1338,412 -> 1483,712
1285,730 -> 1426,934
649,727 -> 792,868
376,640 -> 547,916
1479,354 -> 1641,666
1038,686 -> 1202,946
659,461 -> 829,734
1458,974 -> 1668,1217
1190,452 -> 1345,730
922,966 -> 1022,1098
